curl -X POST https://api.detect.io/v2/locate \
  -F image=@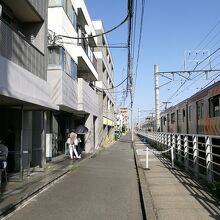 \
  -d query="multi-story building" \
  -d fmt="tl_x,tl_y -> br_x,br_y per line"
0,0 -> 54,179
93,20 -> 115,147
0,0 -> 114,180
119,107 -> 129,132
47,0 -> 99,155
